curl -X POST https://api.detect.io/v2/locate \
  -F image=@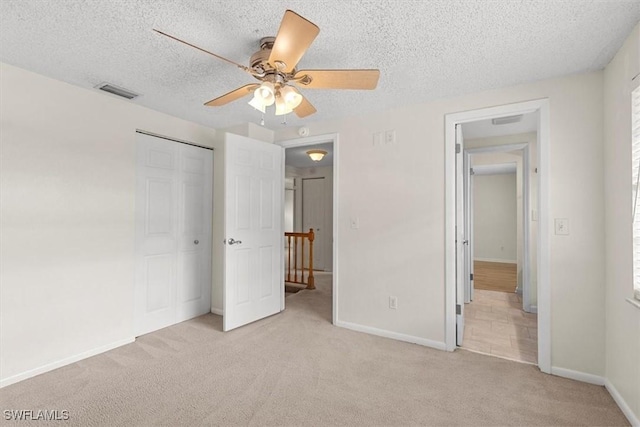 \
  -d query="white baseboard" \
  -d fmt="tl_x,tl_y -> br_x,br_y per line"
210,307 -> 223,316
0,337 -> 135,389
605,379 -> 640,427
550,366 -> 605,386
474,257 -> 517,264
335,320 -> 447,351
529,305 -> 538,314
